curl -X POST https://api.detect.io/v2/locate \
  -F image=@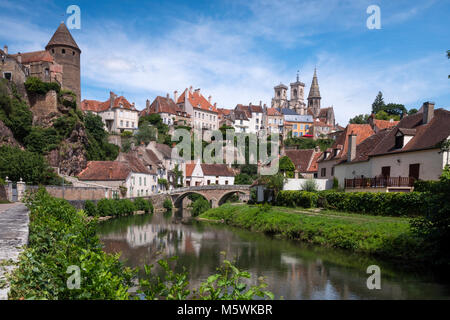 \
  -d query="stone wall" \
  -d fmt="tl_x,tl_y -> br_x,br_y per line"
0,185 -> 7,201
27,185 -> 111,201
28,90 -> 58,124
